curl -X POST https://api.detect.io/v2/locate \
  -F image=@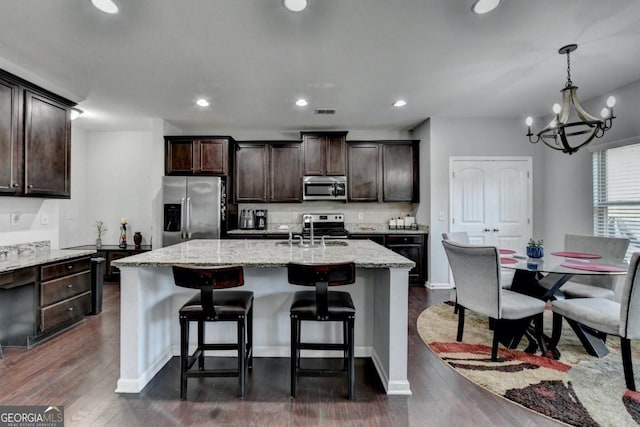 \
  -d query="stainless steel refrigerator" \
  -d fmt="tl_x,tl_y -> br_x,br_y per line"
162,176 -> 224,247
